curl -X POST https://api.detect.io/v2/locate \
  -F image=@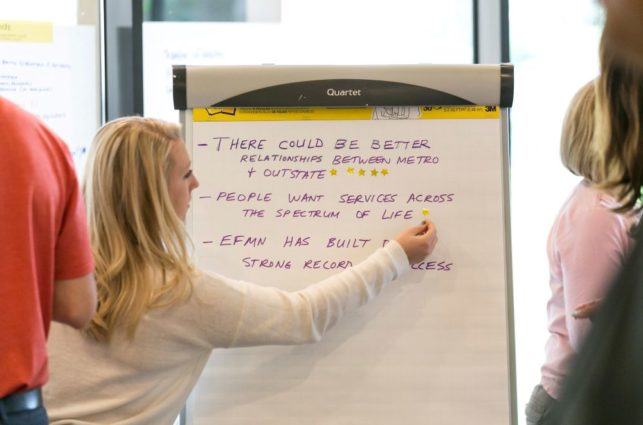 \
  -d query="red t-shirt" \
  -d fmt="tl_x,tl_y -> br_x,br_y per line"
0,97 -> 94,396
